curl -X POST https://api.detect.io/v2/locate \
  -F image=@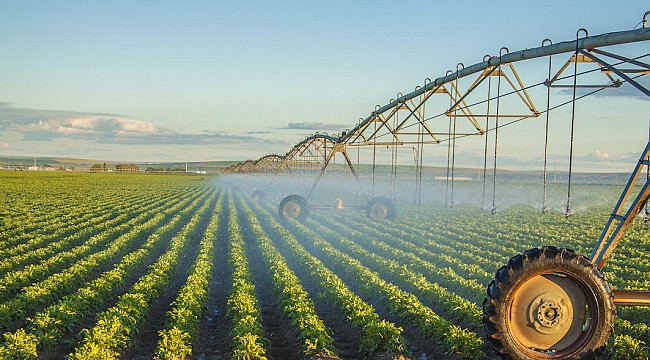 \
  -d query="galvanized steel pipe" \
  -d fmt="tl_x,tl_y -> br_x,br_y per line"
341,27 -> 650,144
